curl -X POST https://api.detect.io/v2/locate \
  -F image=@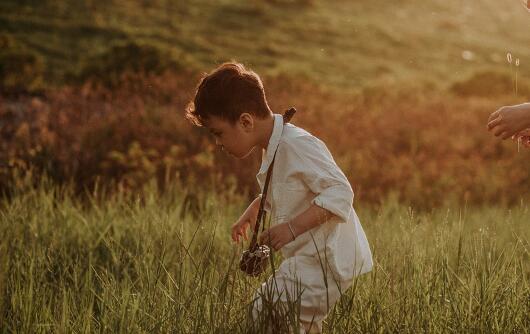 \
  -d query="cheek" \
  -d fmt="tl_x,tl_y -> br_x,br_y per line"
231,136 -> 253,156
229,132 -> 248,149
